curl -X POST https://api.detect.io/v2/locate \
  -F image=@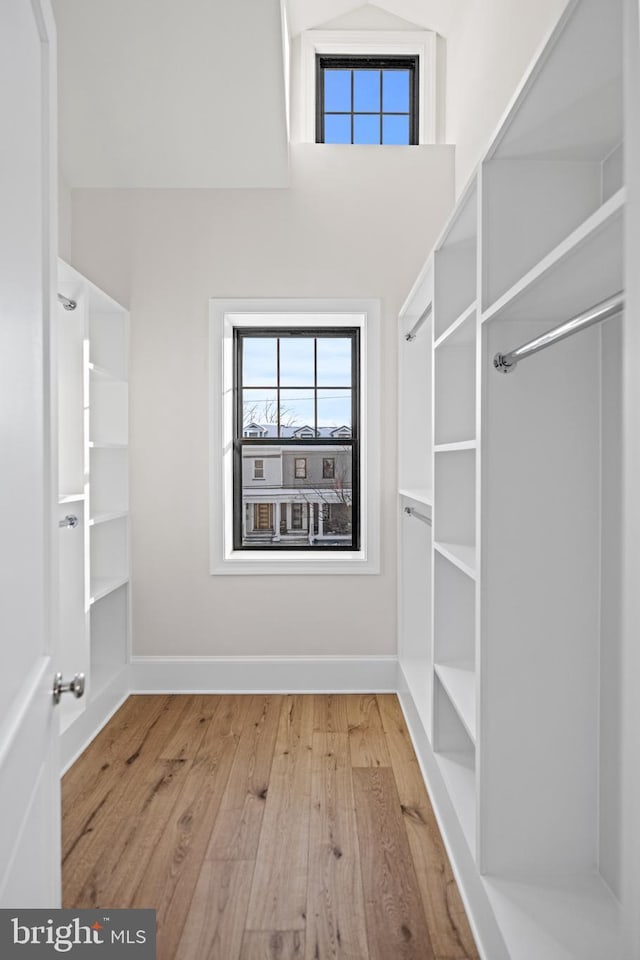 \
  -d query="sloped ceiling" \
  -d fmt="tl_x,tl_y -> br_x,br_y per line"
54,0 -> 468,189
